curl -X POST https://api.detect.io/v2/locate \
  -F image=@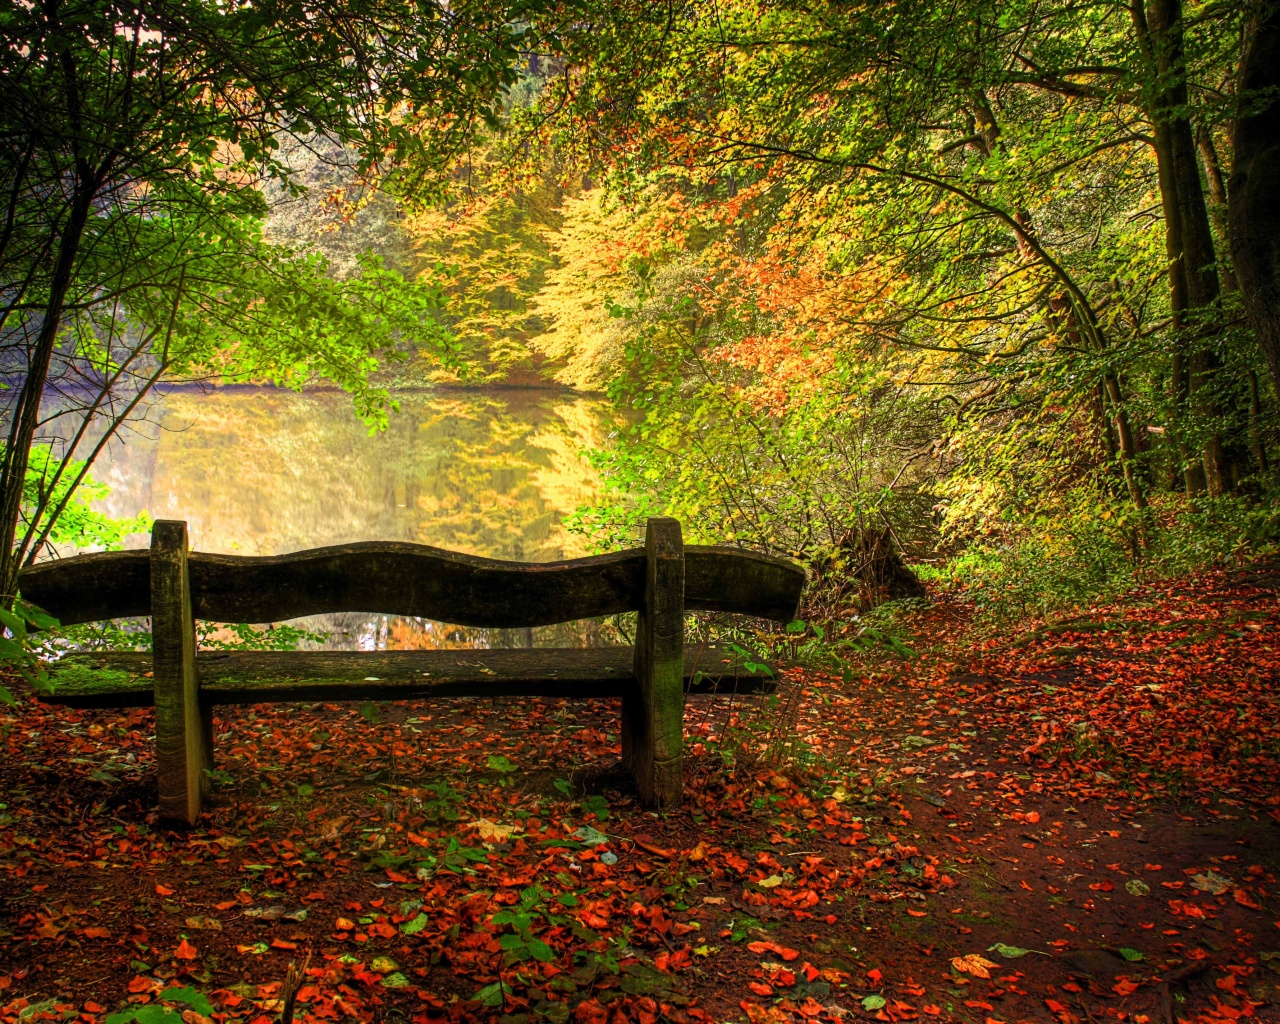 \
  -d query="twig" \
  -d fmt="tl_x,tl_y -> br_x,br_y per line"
280,948 -> 312,1024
